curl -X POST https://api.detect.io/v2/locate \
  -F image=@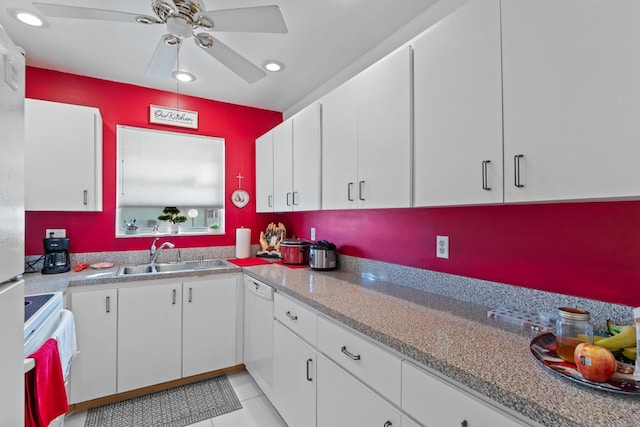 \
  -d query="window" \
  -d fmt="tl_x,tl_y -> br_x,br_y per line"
116,125 -> 225,237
